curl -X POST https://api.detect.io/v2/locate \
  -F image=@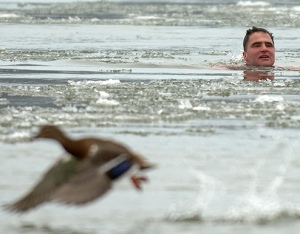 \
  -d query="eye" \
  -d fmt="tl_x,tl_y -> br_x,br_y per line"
251,43 -> 261,48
